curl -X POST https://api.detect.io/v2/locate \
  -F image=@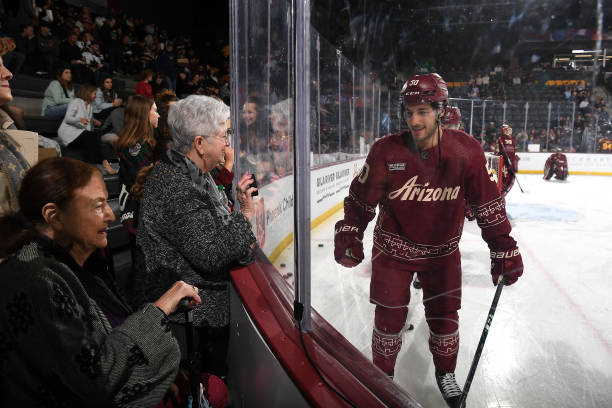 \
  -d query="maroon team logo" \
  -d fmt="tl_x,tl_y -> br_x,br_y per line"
254,197 -> 266,246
